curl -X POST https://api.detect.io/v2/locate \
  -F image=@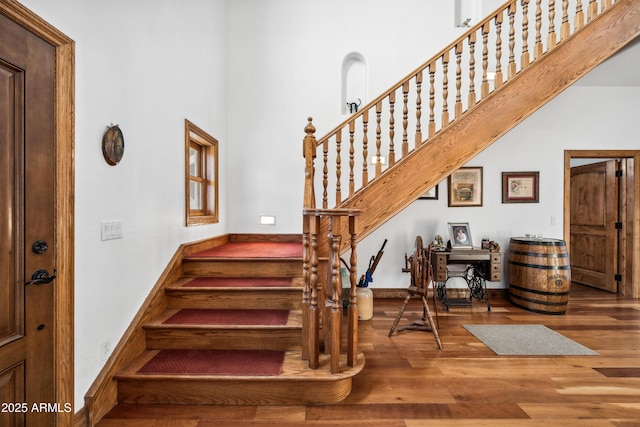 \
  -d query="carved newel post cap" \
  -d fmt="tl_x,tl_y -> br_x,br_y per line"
304,117 -> 316,135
